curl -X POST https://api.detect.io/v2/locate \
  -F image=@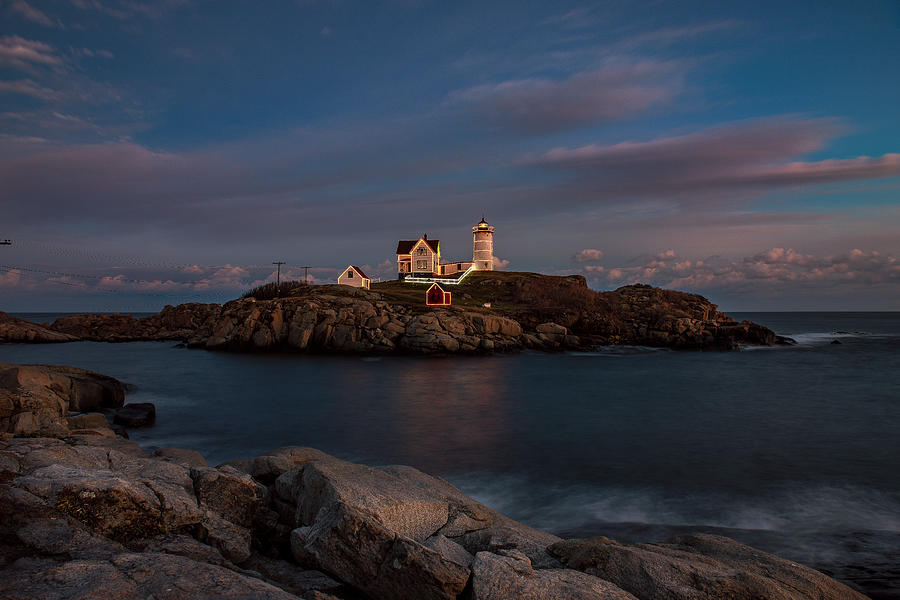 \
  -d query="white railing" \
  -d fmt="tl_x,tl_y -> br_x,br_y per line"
403,265 -> 477,285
